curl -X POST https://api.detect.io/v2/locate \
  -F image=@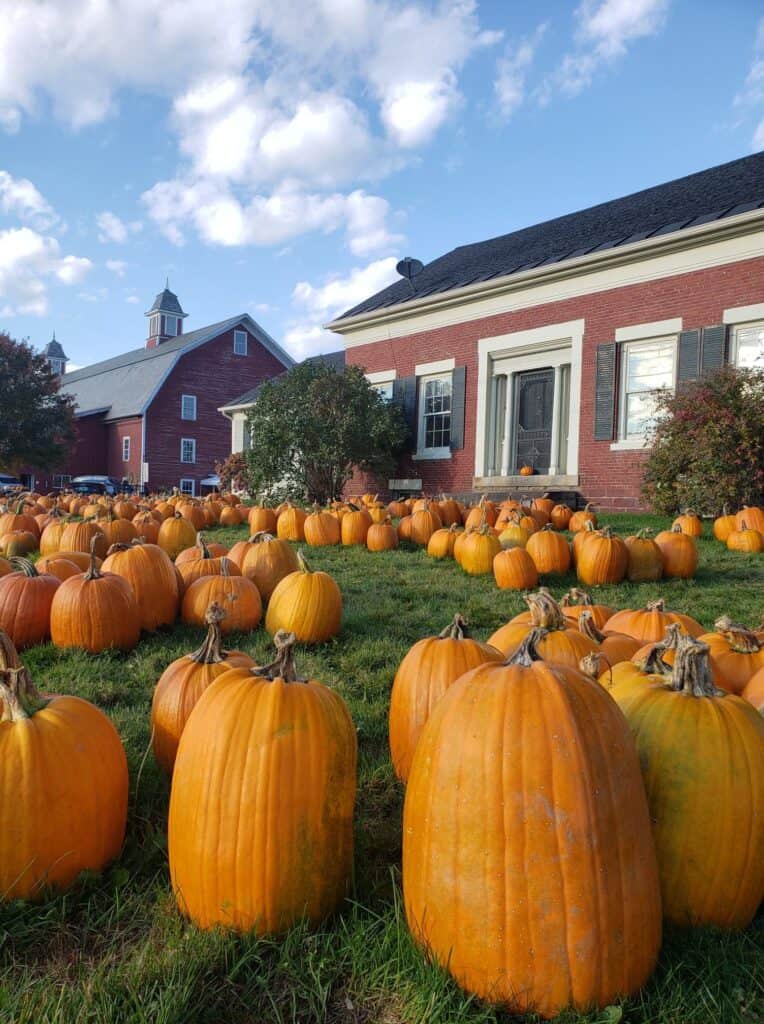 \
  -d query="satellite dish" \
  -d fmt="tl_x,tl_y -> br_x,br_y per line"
396,257 -> 424,281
